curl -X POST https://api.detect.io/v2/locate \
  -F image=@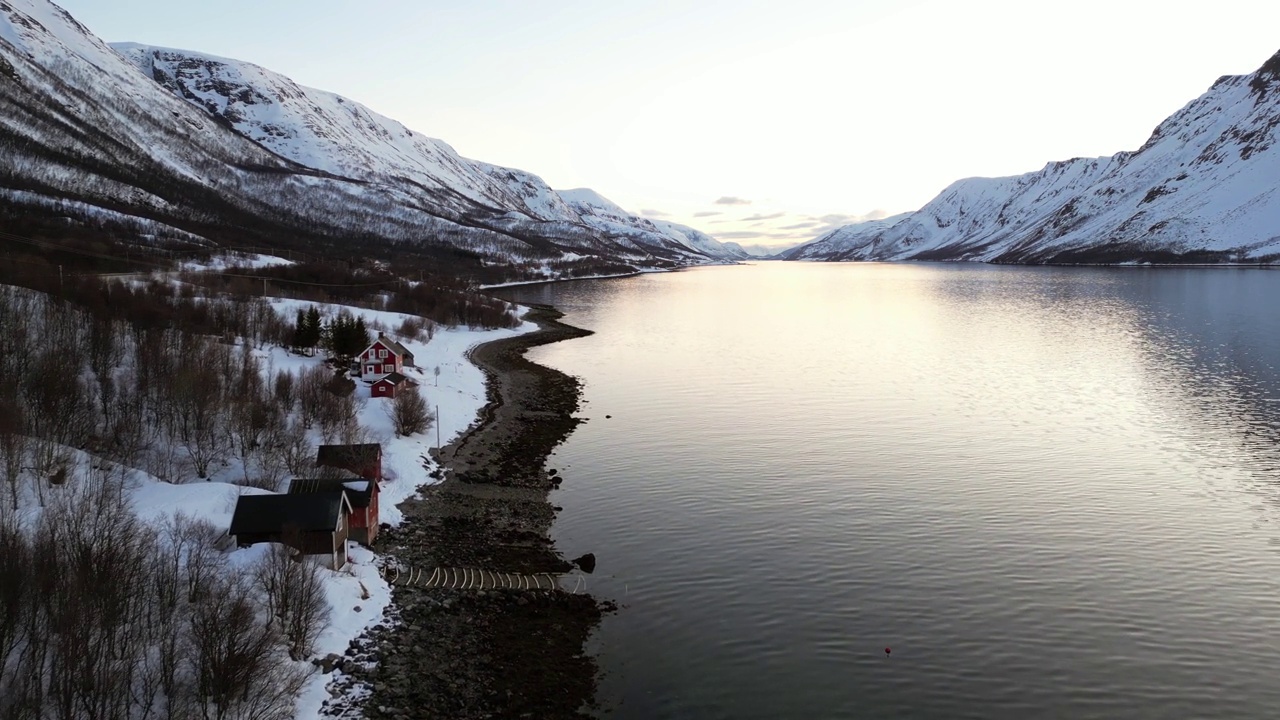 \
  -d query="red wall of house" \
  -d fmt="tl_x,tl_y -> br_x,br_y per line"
350,508 -> 370,528
363,342 -> 402,371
